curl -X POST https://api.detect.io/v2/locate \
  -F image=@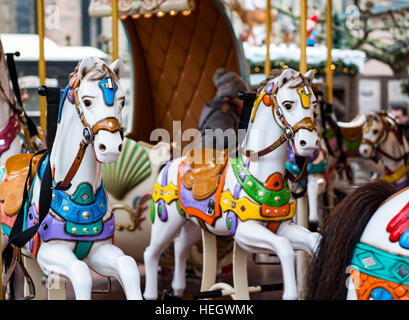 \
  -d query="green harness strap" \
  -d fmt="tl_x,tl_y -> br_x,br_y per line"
231,156 -> 291,207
